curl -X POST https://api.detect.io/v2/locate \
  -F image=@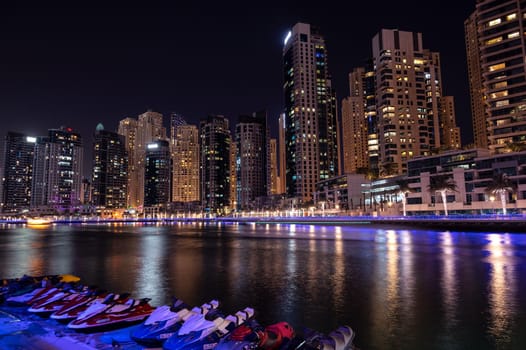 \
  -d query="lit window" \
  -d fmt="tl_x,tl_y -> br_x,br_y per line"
496,100 -> 509,107
486,37 -> 502,45
490,90 -> 508,99
489,63 -> 505,72
506,13 -> 516,21
489,18 -> 501,27
508,32 -> 519,39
